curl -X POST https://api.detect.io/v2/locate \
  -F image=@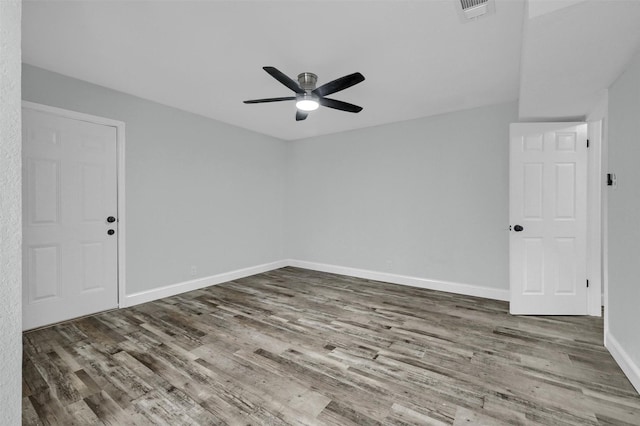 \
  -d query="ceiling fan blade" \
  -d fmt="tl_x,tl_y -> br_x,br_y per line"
243,97 -> 296,104
263,66 -> 304,94
313,72 -> 365,97
318,97 -> 363,113
296,110 -> 309,121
